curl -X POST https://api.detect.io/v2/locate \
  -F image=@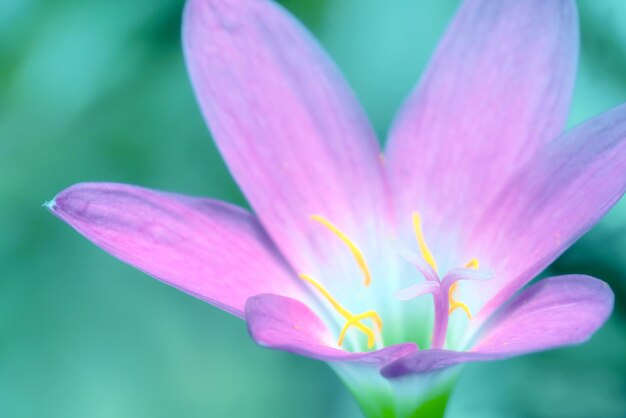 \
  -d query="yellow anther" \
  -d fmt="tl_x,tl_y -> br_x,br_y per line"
299,273 -> 381,349
465,258 -> 479,270
338,310 -> 383,348
412,212 -> 438,272
298,273 -> 350,317
448,282 -> 472,319
310,215 -> 372,286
